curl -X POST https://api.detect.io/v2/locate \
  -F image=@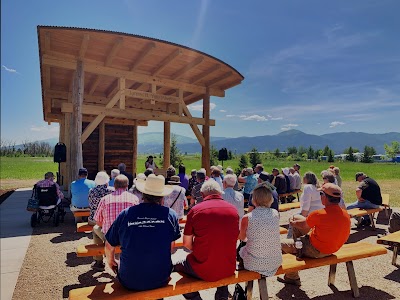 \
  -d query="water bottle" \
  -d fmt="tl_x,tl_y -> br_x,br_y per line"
295,238 -> 303,259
